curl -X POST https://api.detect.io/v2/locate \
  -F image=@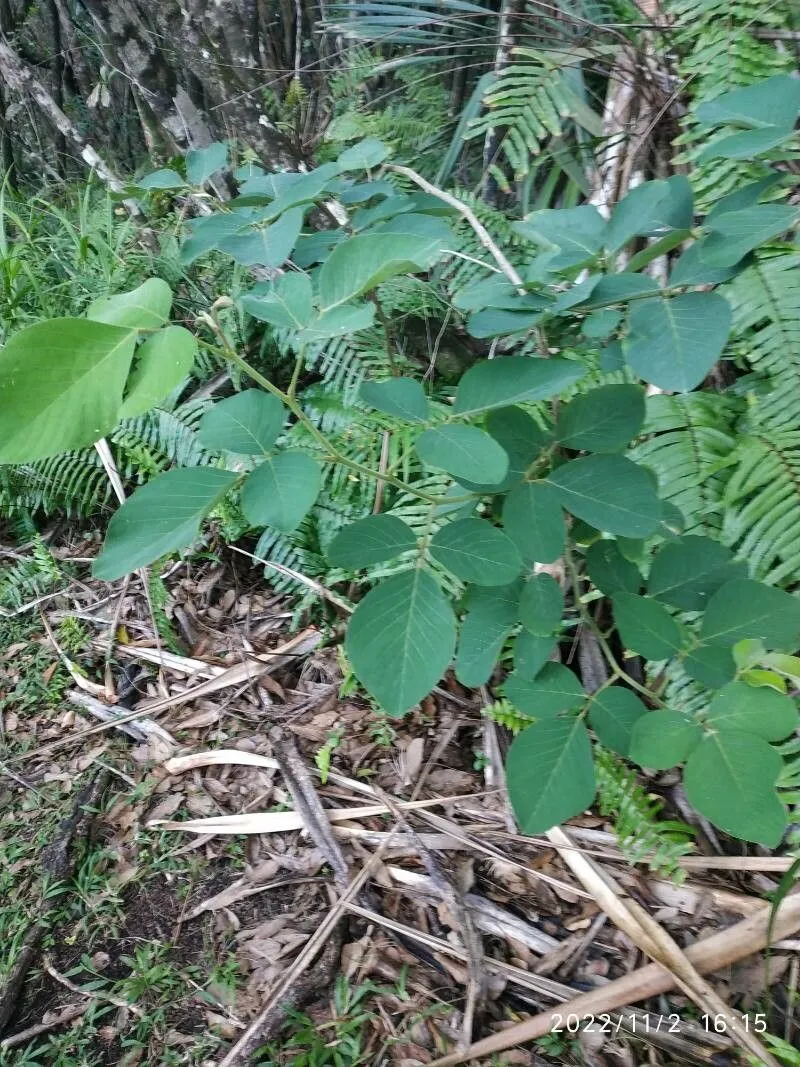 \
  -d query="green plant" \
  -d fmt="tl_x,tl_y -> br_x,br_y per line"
595,748 -> 695,881
316,726 -> 345,784
3,77 -> 800,851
